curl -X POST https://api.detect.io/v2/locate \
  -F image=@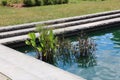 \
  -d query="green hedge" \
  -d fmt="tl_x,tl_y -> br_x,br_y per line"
24,0 -> 69,6
1,0 -> 69,7
1,0 -> 23,6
